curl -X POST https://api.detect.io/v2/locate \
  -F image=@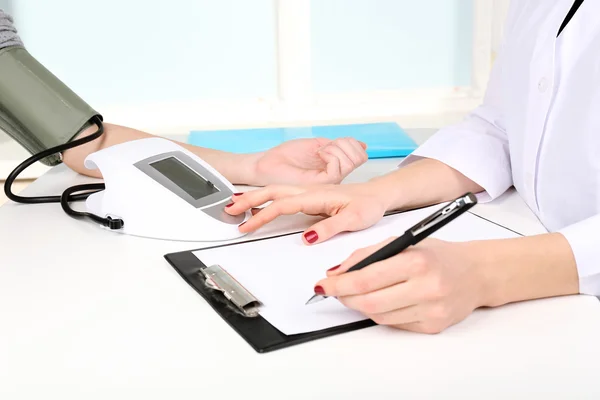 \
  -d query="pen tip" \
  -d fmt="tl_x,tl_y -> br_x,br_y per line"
305,294 -> 326,305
